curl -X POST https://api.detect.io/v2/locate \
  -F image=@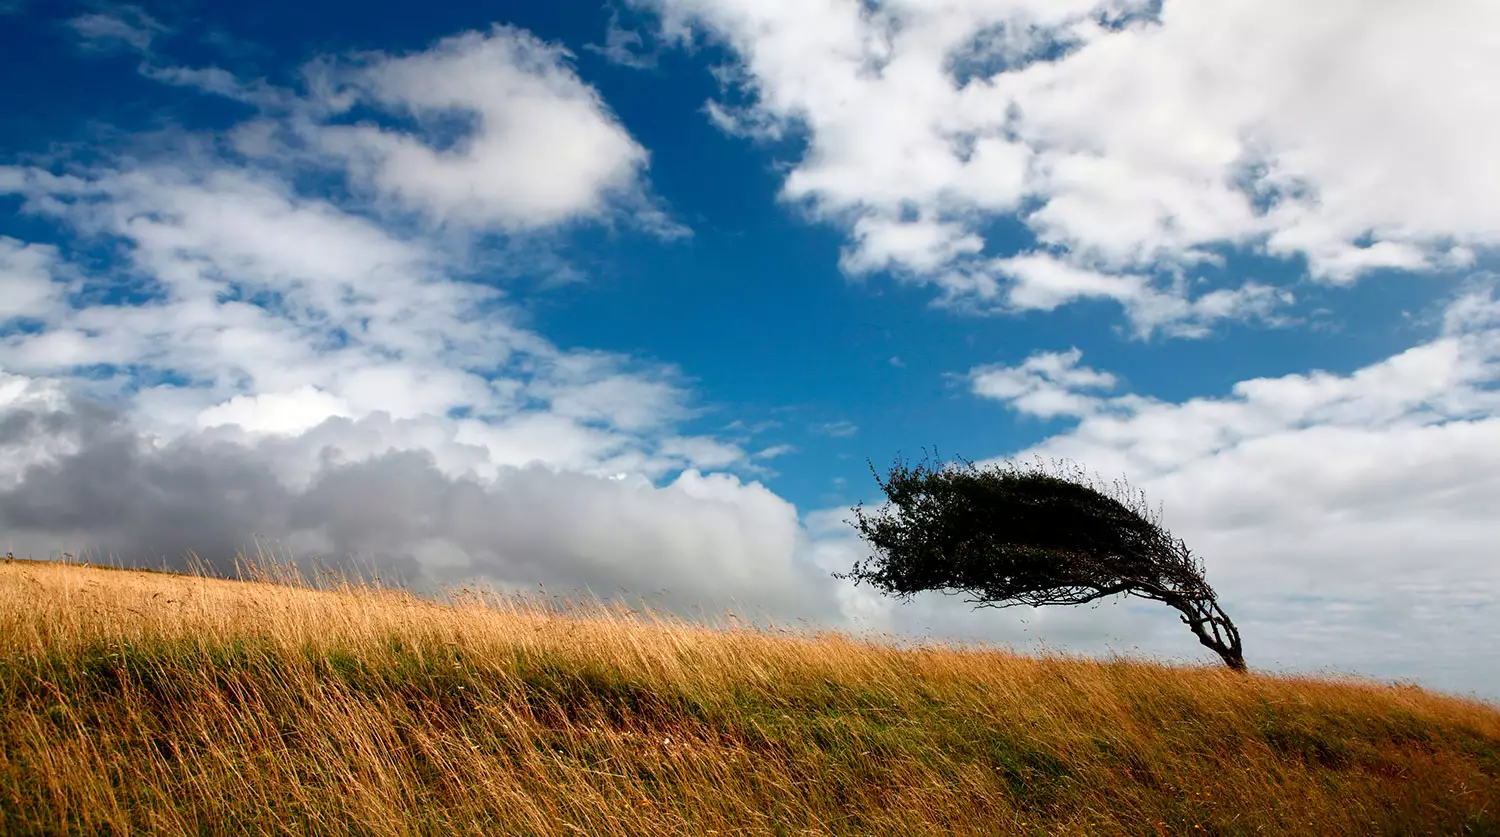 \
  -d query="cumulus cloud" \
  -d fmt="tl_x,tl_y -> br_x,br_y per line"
0,20 -> 820,621
959,284 -> 1500,694
989,253 -> 1292,338
0,237 -> 66,321
306,26 -> 668,232
638,0 -> 1498,332
0,394 -> 833,619
78,22 -> 677,237
0,158 -> 737,478
196,387 -> 356,436
969,347 -> 1117,419
0,18 -> 705,471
